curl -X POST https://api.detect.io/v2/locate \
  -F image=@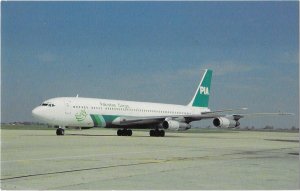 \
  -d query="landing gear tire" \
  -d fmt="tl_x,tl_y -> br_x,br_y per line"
56,128 -> 65,136
150,130 -> 155,136
127,130 -> 132,136
149,129 -> 165,137
154,130 -> 159,137
117,129 -> 132,136
117,129 -> 122,136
